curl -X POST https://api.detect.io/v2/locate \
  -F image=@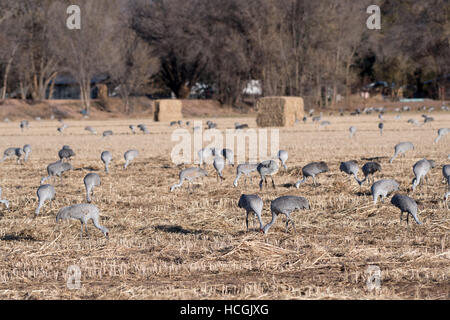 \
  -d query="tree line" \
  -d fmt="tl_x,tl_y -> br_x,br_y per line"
0,0 -> 448,112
